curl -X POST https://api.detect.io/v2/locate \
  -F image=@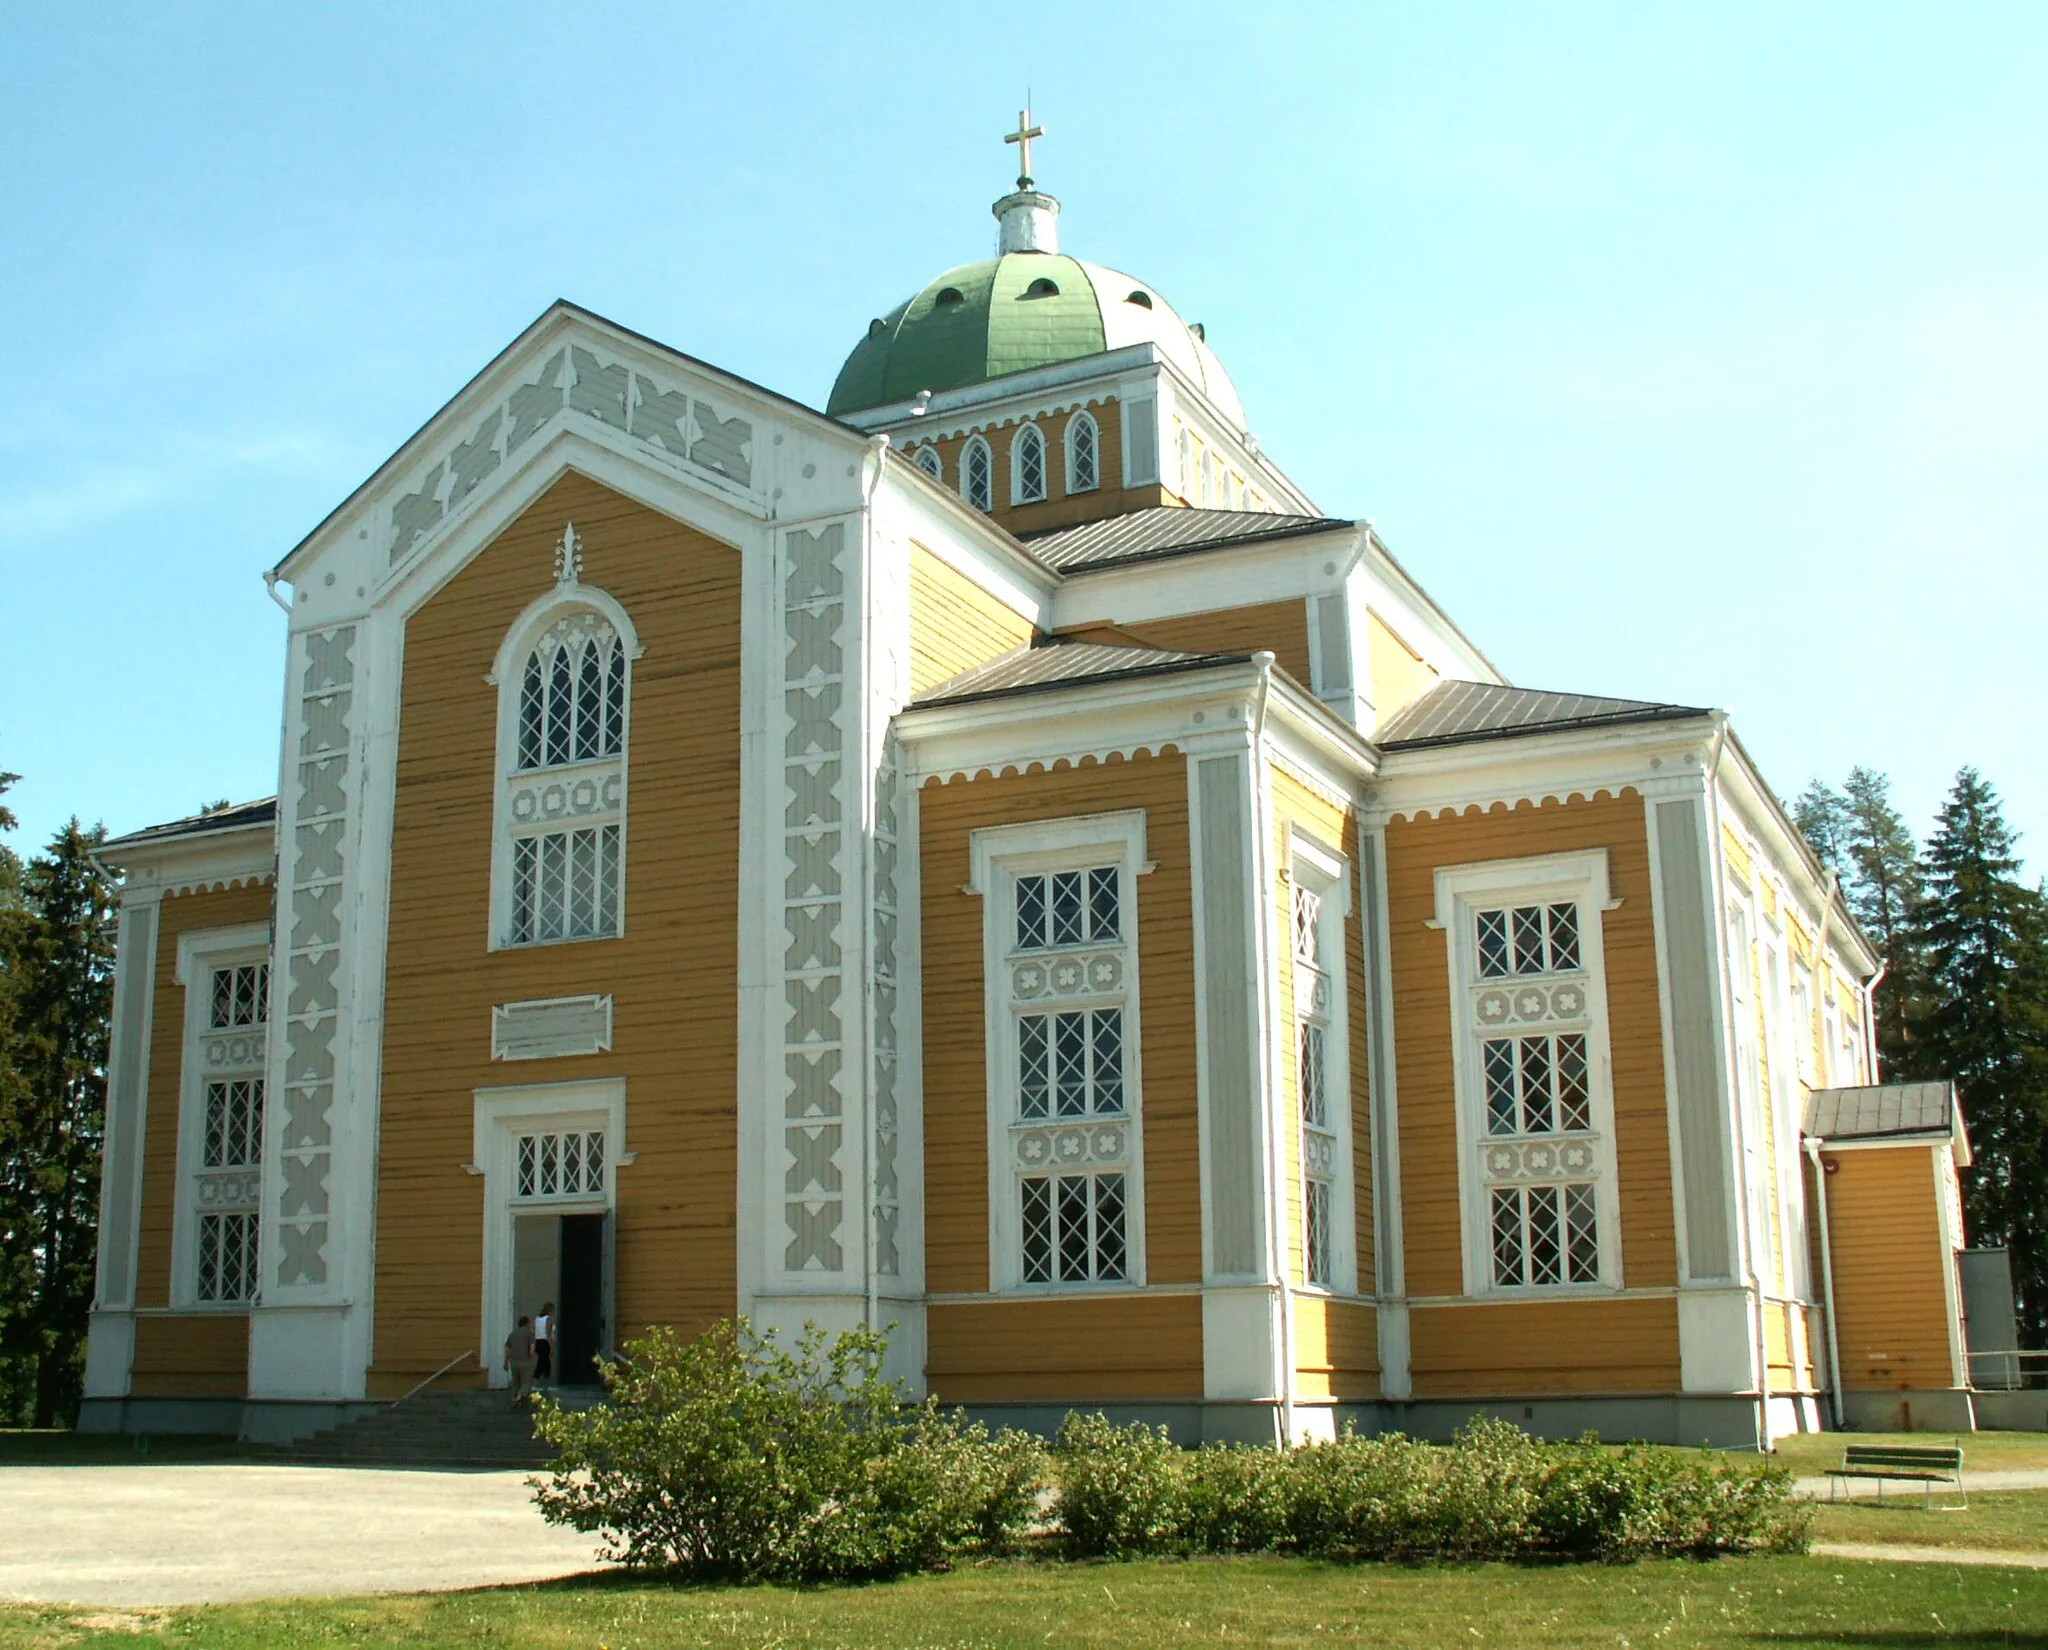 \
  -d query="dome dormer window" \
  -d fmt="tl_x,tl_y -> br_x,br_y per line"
1023,277 -> 1061,299
1125,290 -> 1153,309
935,287 -> 966,307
